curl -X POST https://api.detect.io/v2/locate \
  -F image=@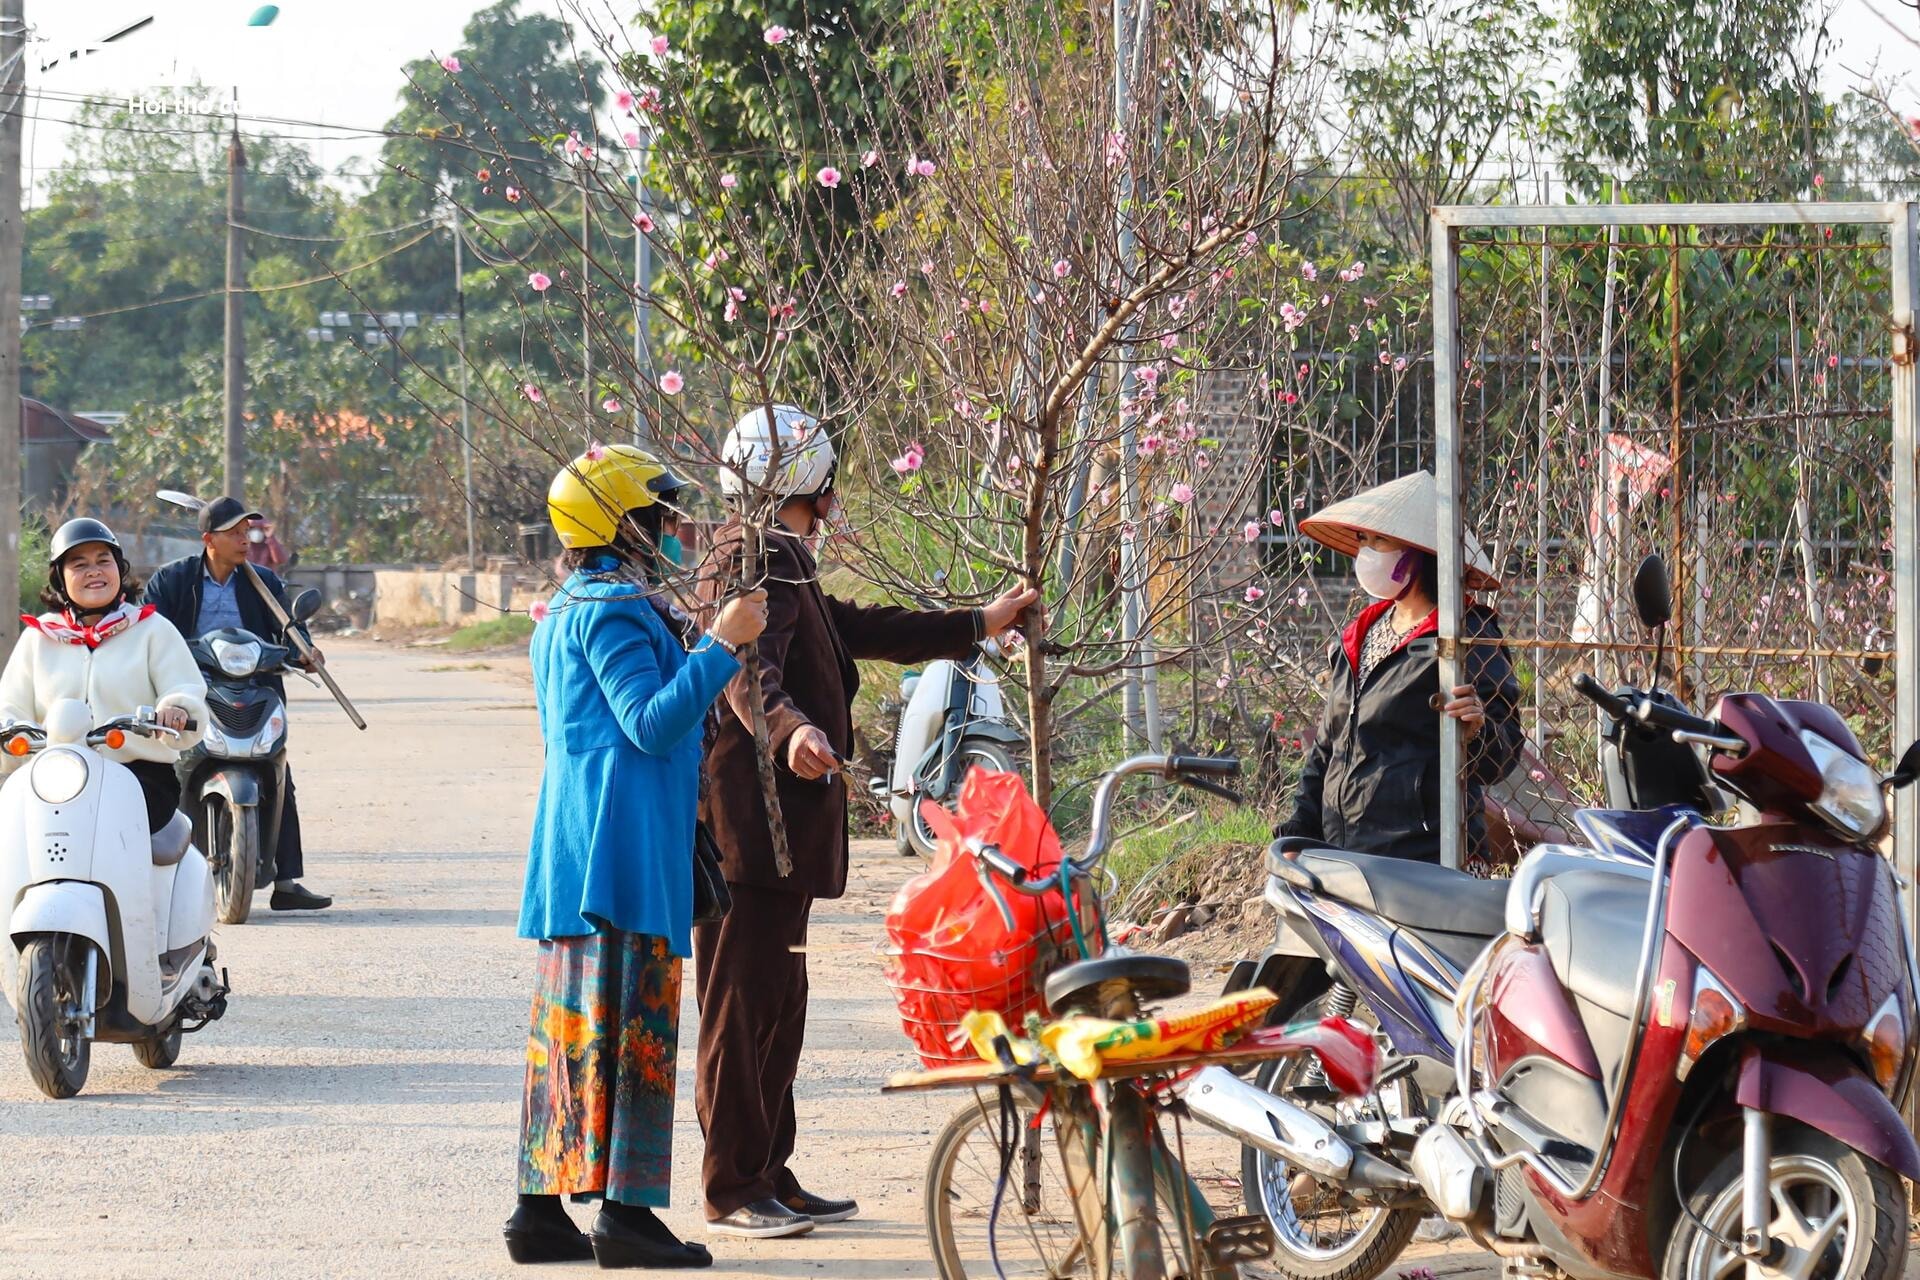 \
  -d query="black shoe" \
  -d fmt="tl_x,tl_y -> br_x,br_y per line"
781,1187 -> 858,1224
504,1203 -> 595,1264
270,883 -> 333,911
705,1199 -> 815,1239
591,1211 -> 714,1268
